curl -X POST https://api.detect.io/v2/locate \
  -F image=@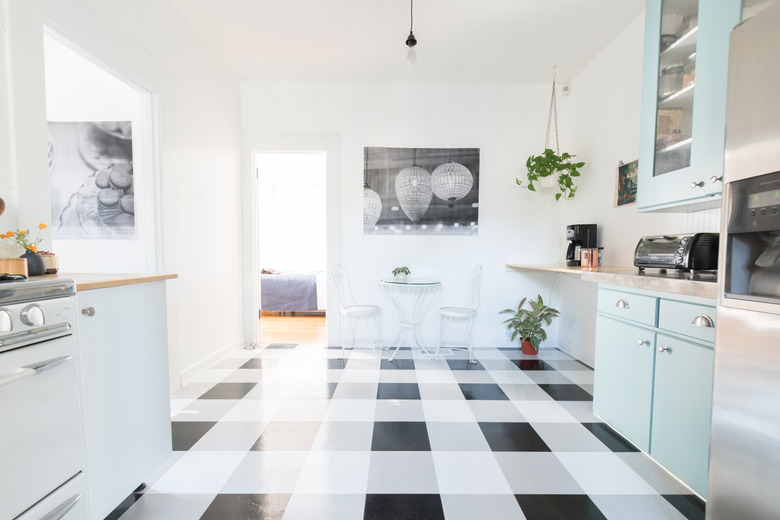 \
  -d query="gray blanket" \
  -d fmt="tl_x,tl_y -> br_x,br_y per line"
260,273 -> 318,311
